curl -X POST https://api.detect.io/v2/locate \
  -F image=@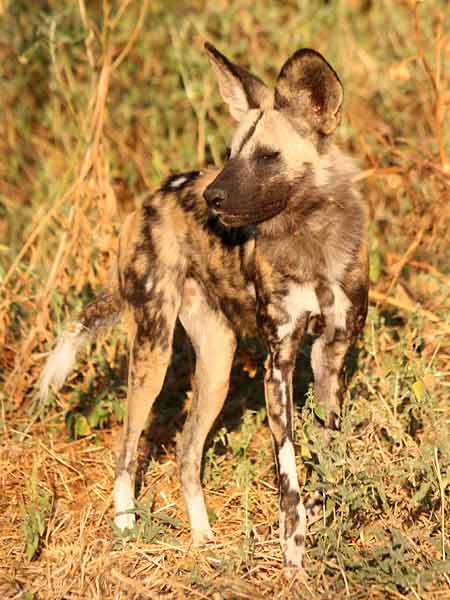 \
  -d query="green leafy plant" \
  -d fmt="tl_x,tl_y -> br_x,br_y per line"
112,494 -> 181,545
20,456 -> 52,561
65,355 -> 126,438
